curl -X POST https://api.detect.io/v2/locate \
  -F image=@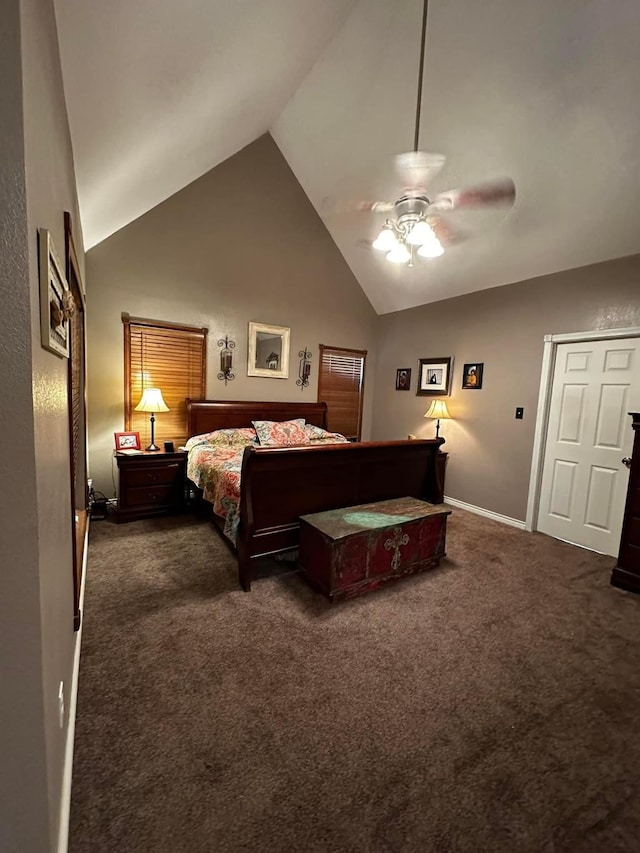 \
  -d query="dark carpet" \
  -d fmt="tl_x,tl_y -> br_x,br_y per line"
70,509 -> 640,852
